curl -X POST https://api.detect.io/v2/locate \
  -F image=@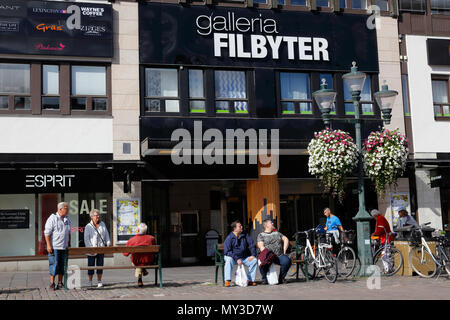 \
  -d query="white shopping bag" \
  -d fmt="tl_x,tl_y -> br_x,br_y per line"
235,265 -> 248,287
266,263 -> 279,285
